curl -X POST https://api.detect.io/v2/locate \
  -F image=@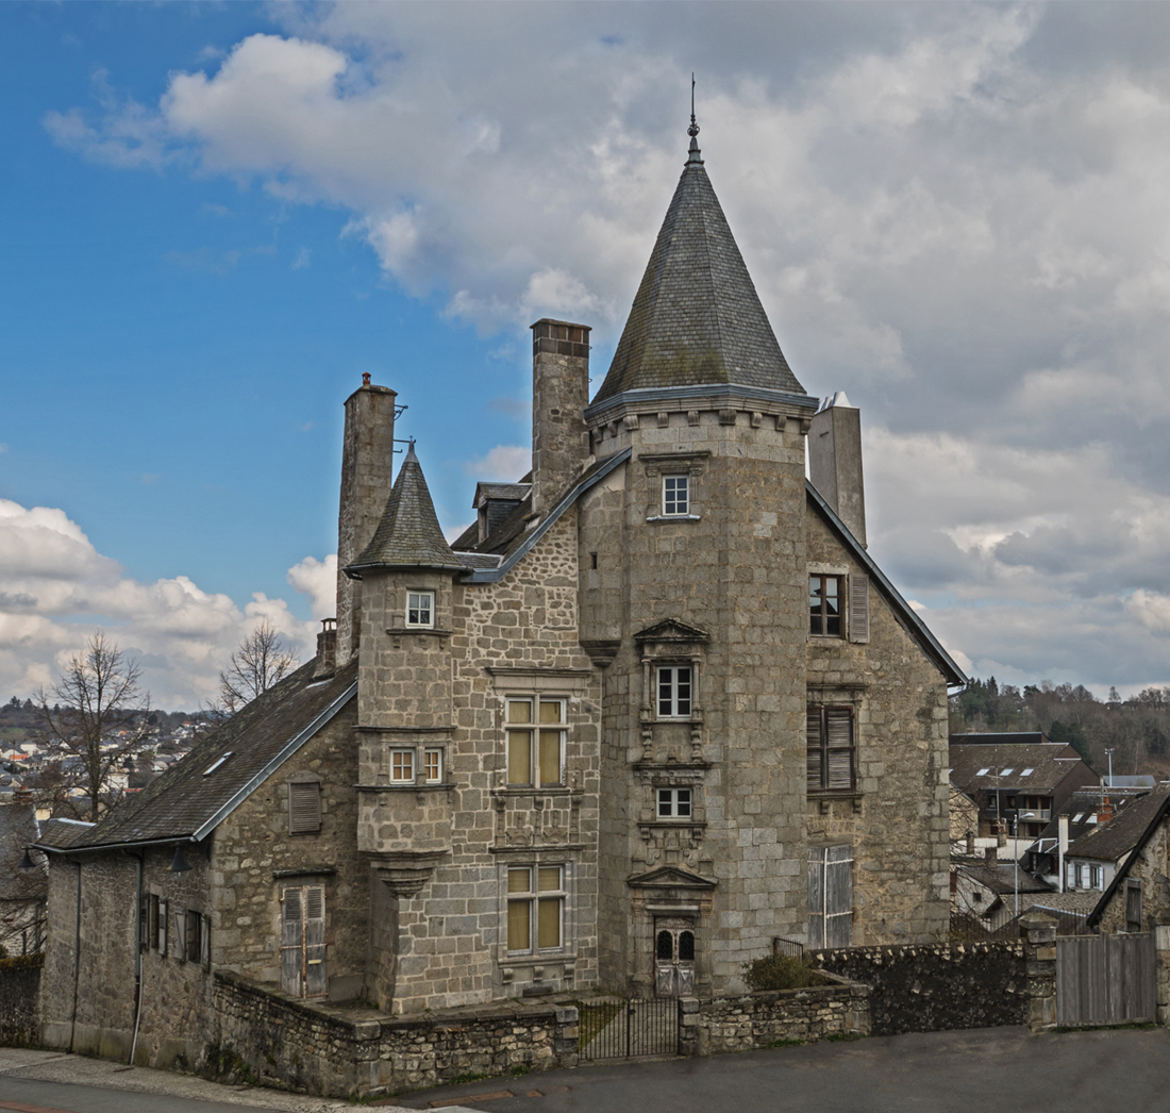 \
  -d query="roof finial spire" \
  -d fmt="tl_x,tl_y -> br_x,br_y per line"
687,72 -> 703,166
